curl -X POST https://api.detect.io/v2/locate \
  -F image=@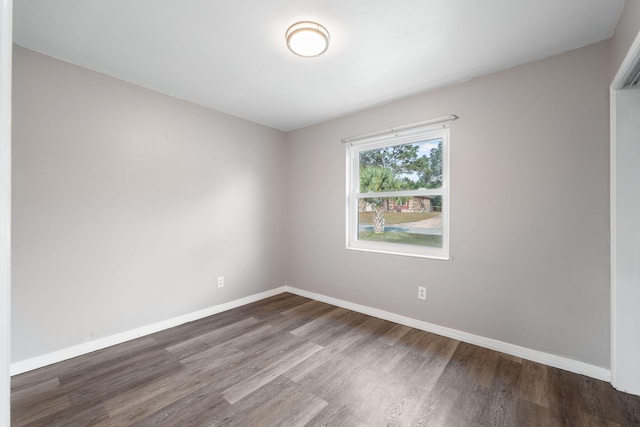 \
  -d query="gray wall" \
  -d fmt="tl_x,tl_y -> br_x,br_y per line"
286,41 -> 611,367
610,0 -> 640,78
12,46 -> 287,362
